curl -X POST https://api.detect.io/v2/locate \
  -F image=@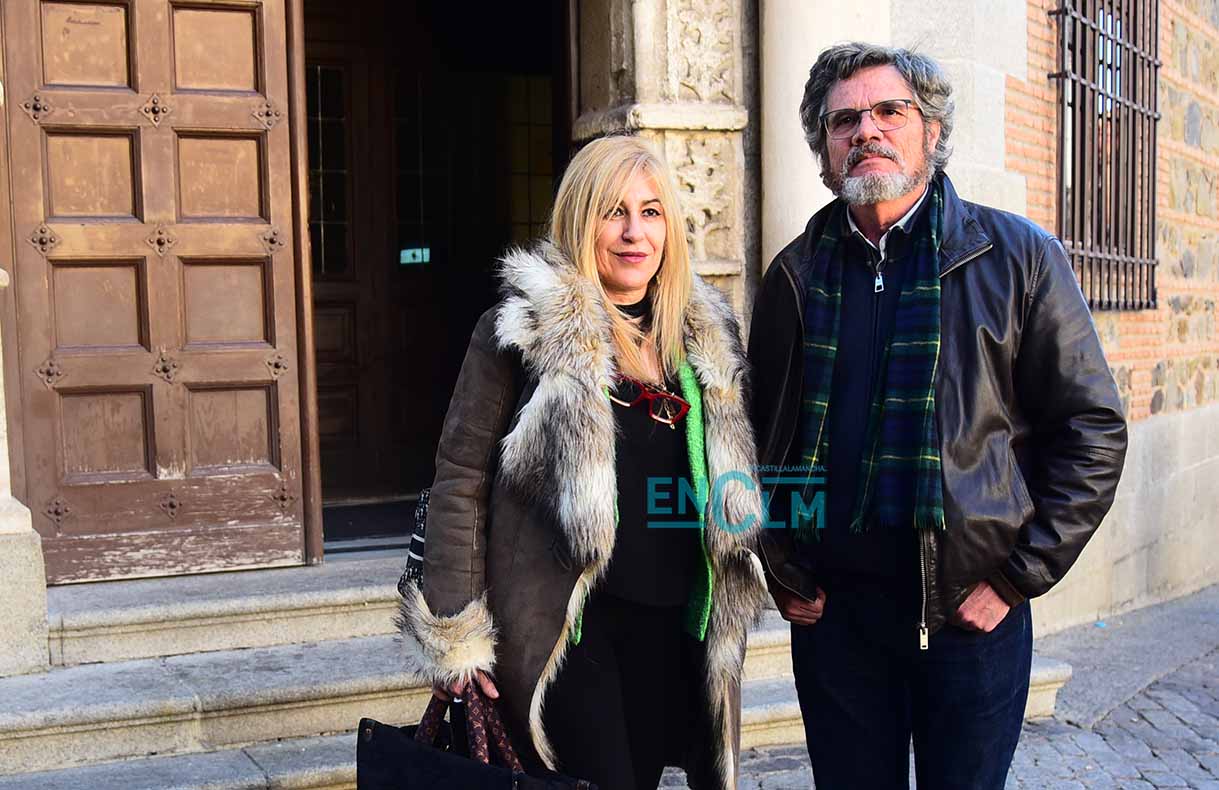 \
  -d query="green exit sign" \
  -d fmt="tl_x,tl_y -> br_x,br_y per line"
399,247 -> 431,265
